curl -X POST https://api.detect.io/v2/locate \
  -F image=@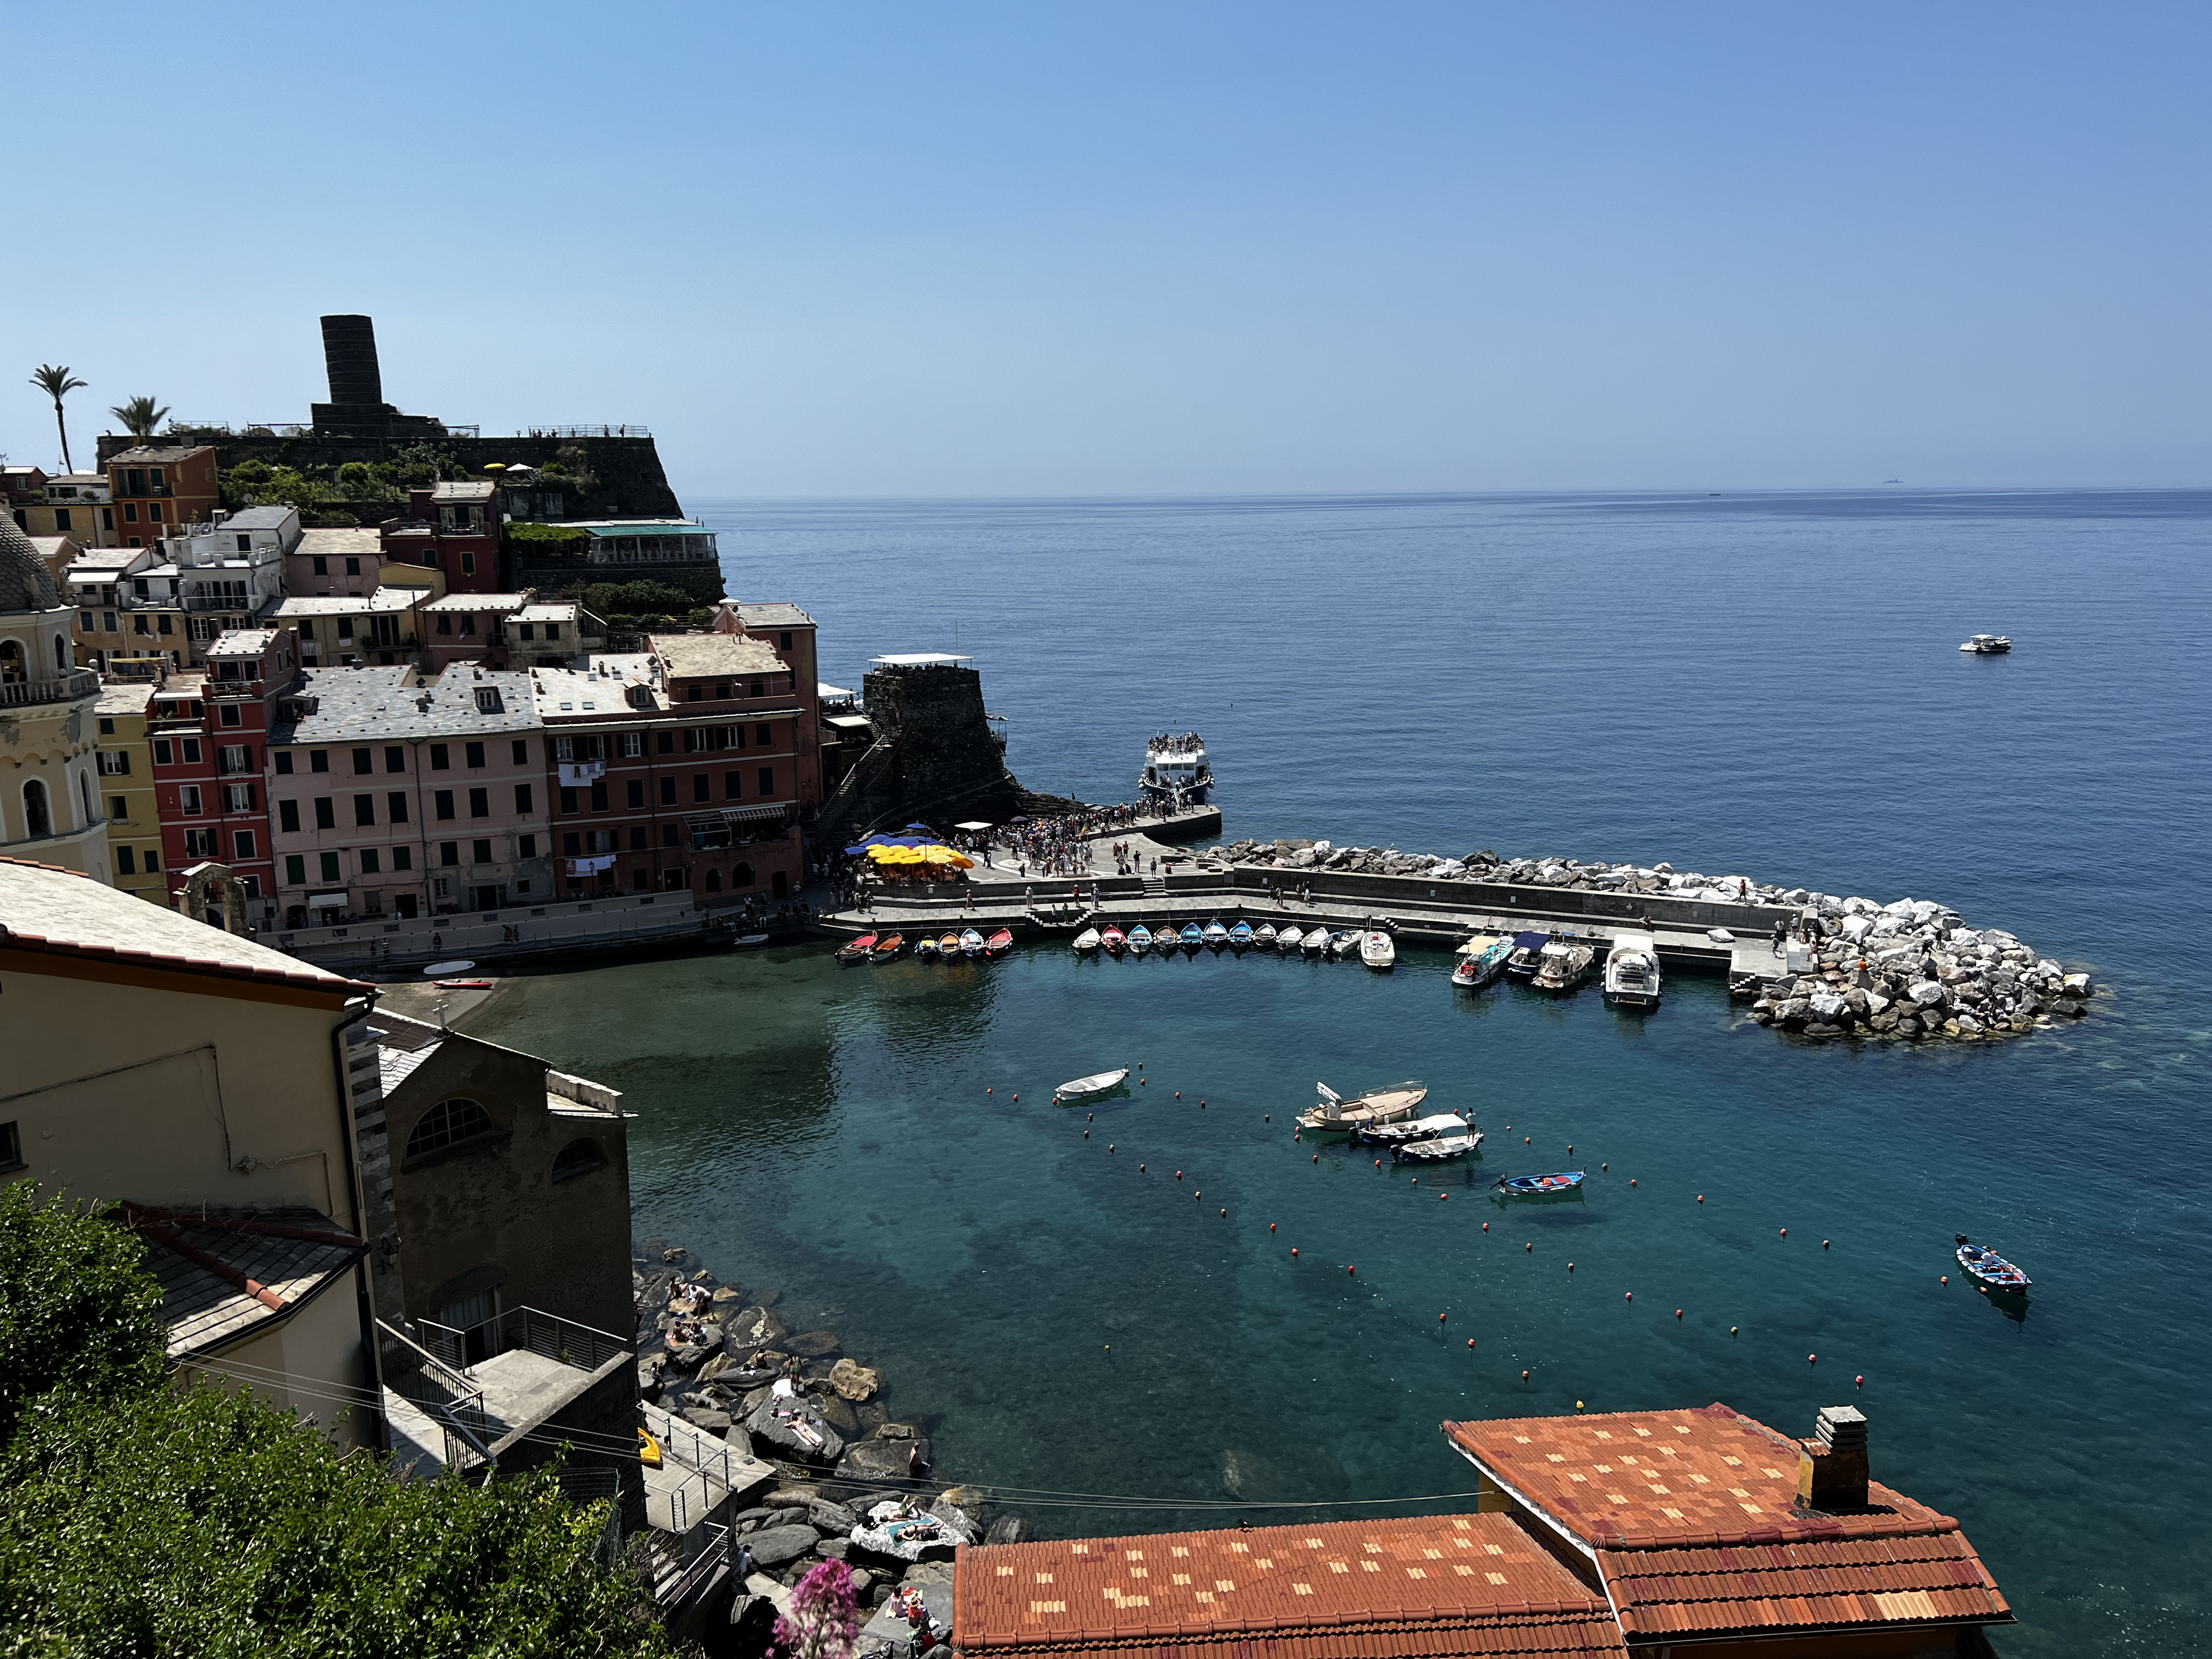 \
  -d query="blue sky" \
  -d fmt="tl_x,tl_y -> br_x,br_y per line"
6,3 -> 2206,495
